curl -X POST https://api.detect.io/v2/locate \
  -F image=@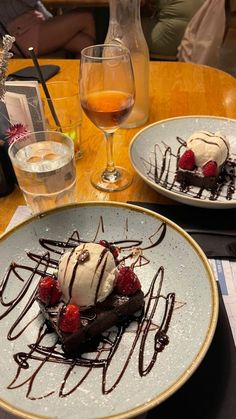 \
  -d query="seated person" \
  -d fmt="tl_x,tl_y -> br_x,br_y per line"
0,0 -> 96,58
141,0 -> 205,57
